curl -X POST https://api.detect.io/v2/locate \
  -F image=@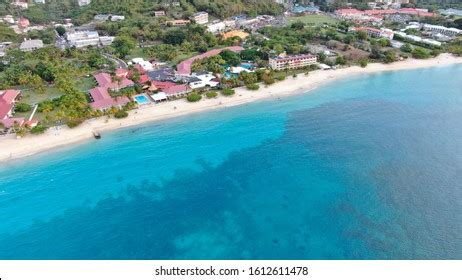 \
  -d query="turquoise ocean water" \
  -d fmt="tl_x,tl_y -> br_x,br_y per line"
0,65 -> 461,259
